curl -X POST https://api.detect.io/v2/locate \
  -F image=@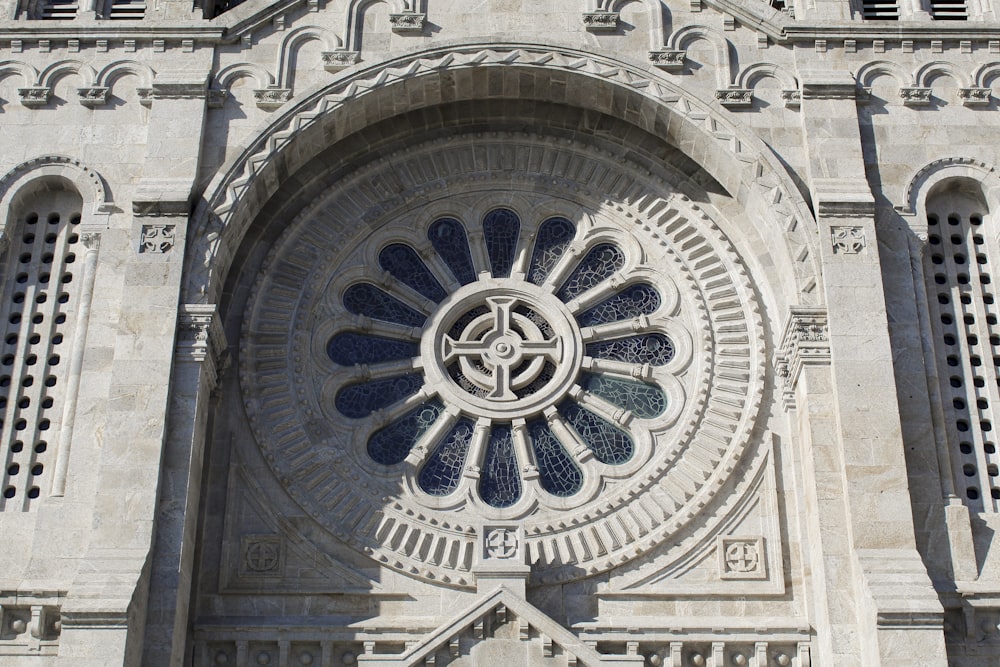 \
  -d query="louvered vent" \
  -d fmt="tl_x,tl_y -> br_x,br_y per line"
39,0 -> 77,19
931,0 -> 968,19
108,0 -> 144,19
862,0 -> 899,18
